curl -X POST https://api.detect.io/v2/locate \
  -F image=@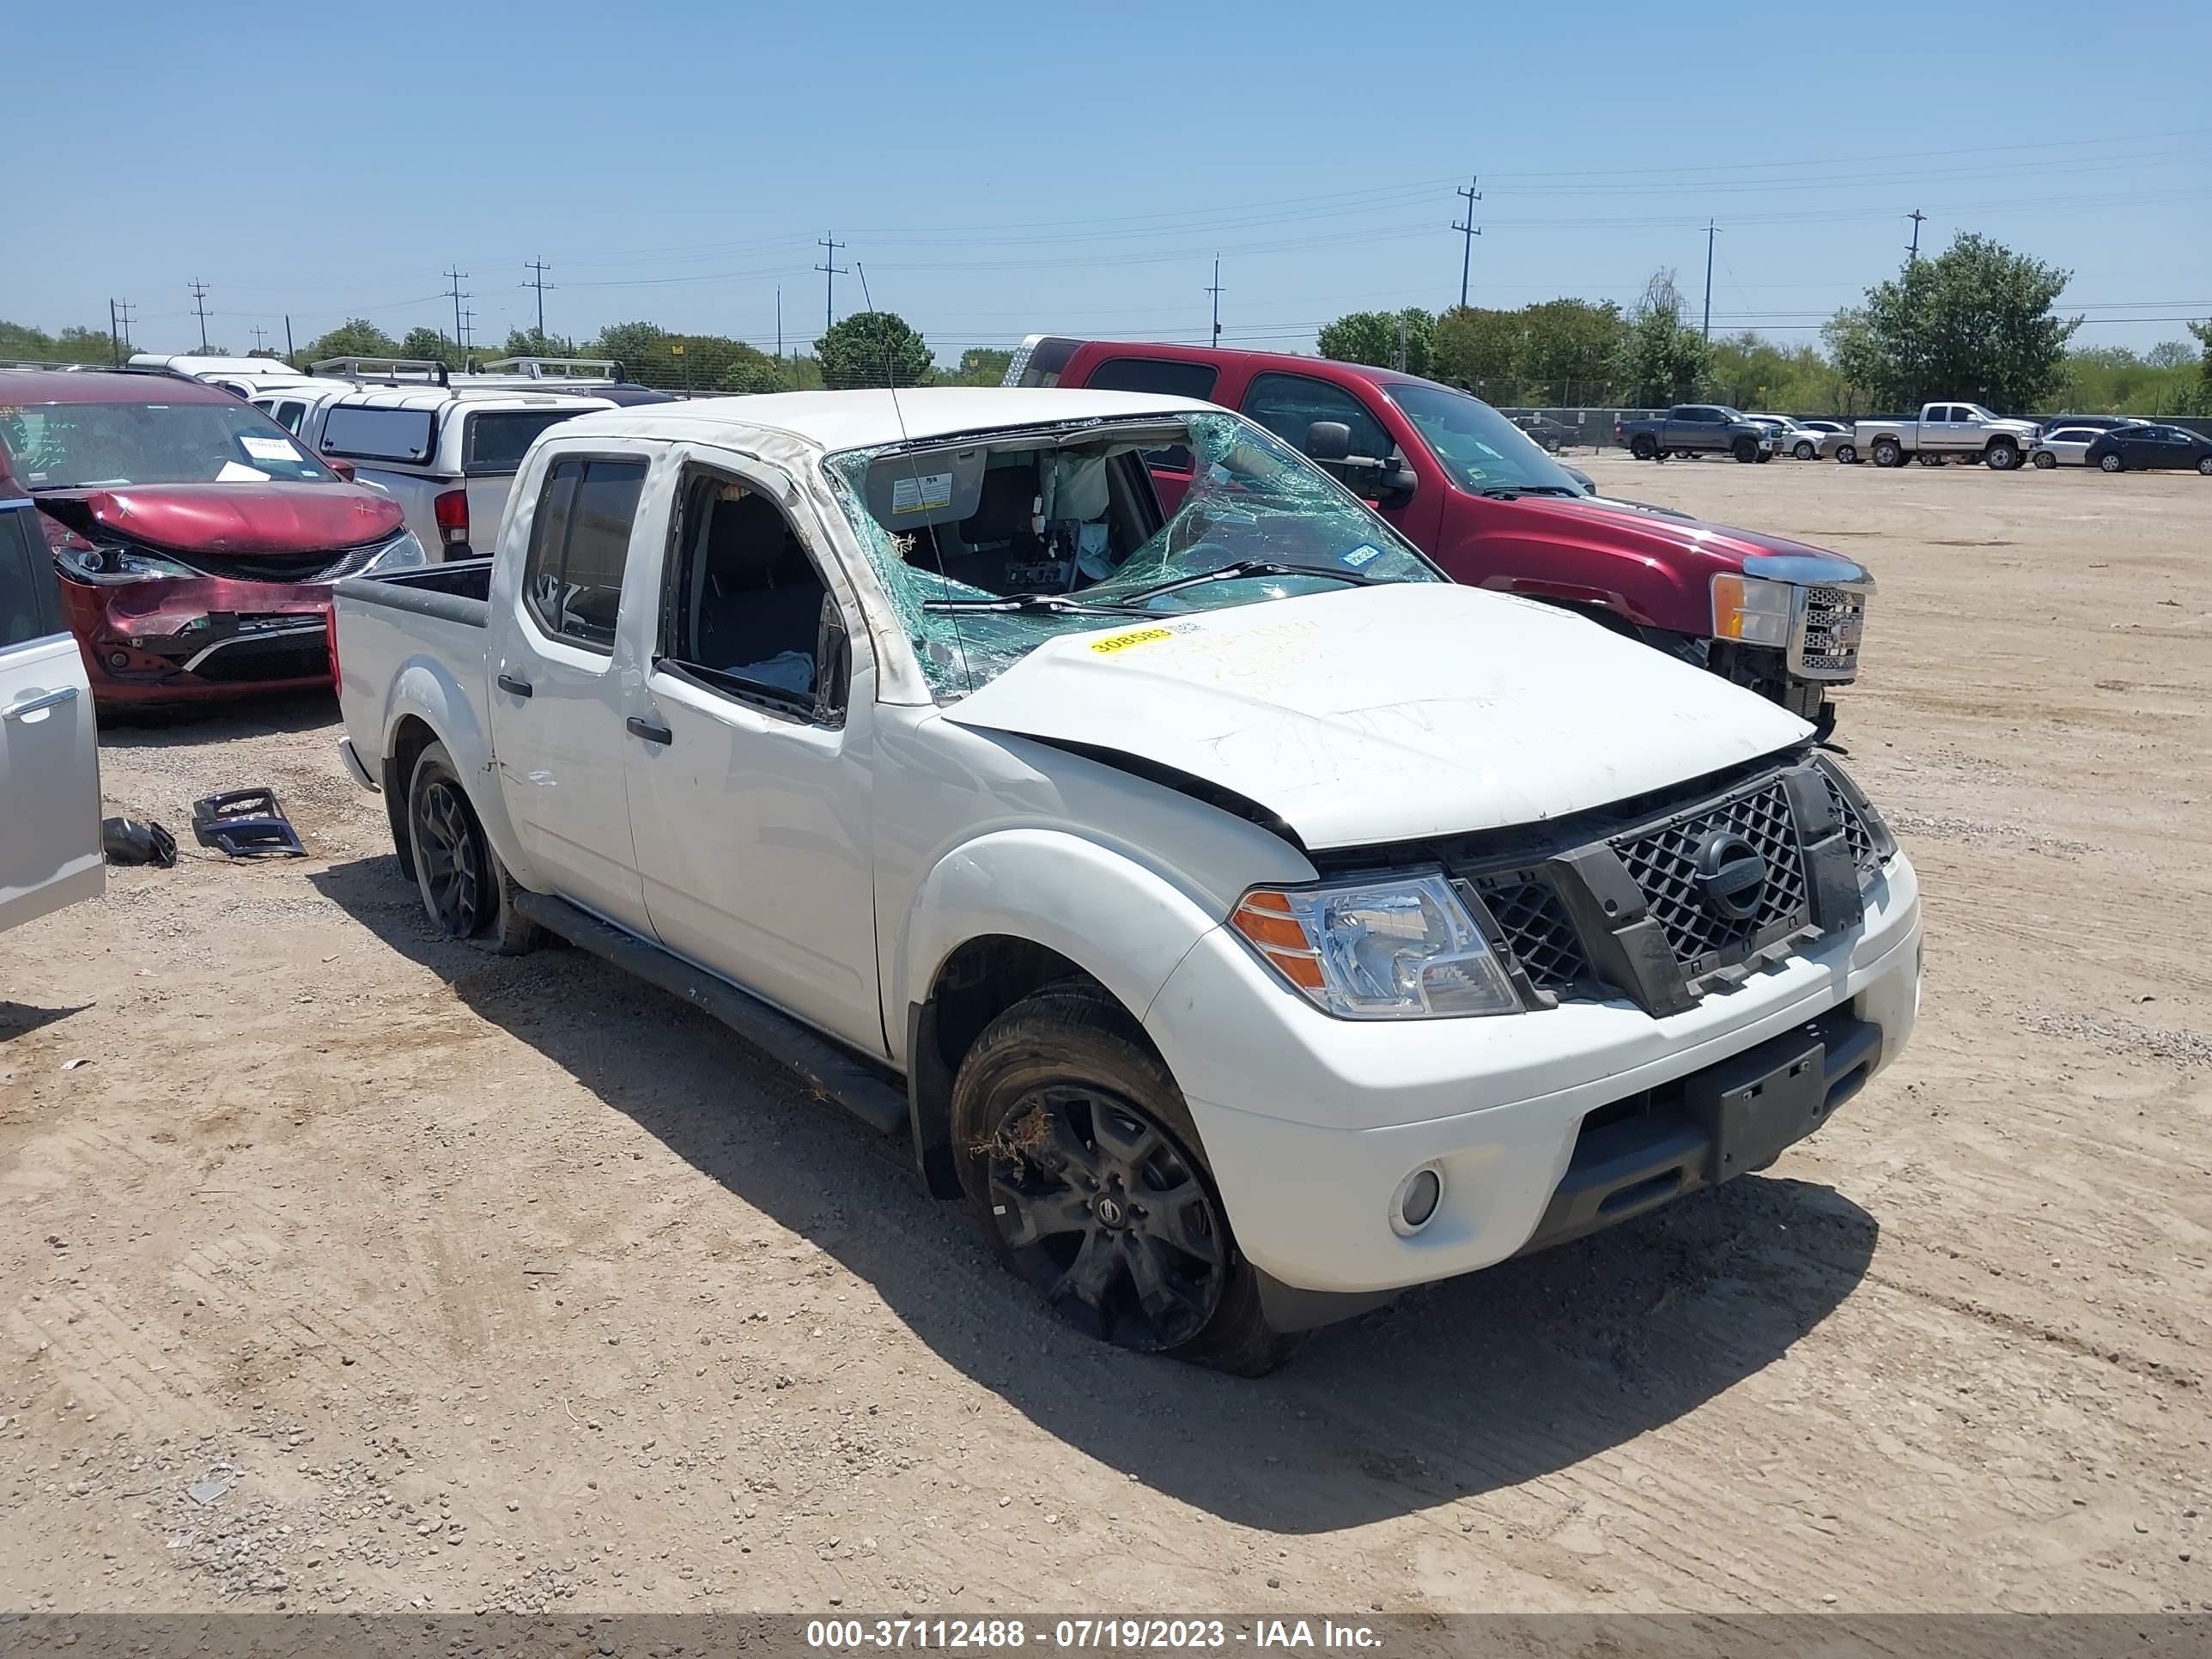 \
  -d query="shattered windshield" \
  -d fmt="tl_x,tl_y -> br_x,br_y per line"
1382,384 -> 1583,495
826,410 -> 1440,700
